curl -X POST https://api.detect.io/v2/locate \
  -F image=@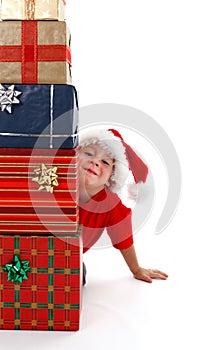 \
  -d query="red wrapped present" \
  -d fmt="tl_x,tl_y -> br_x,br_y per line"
0,148 -> 78,235
0,21 -> 72,84
0,234 -> 81,331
